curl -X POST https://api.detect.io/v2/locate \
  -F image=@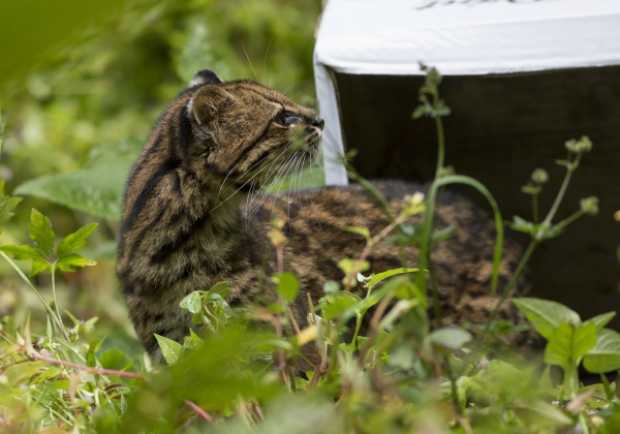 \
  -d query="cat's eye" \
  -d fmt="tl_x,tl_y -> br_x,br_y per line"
275,111 -> 303,127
